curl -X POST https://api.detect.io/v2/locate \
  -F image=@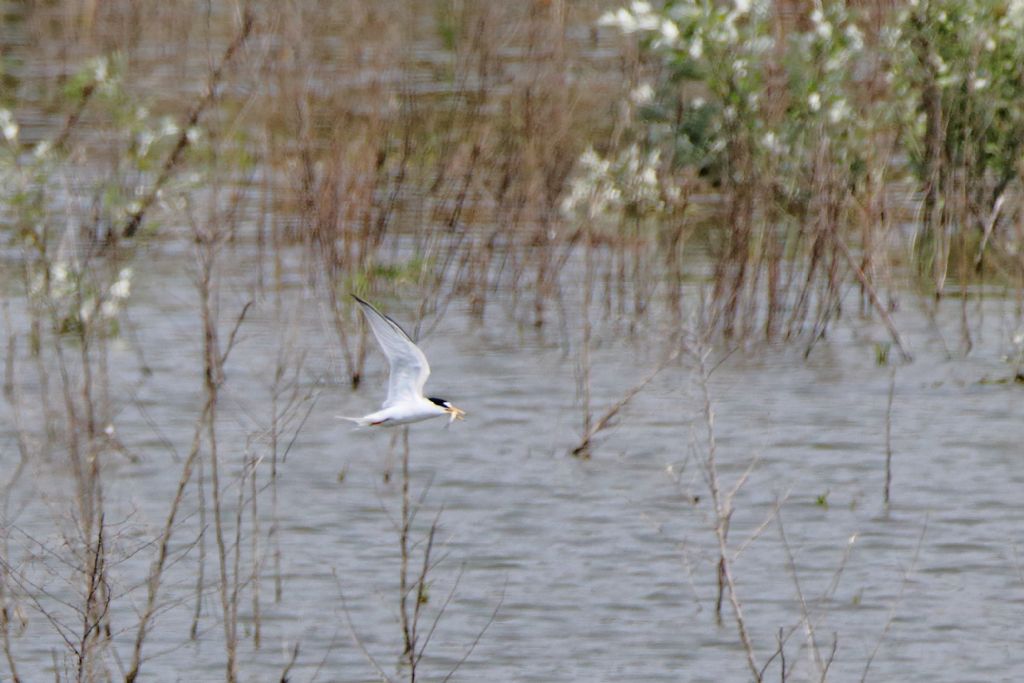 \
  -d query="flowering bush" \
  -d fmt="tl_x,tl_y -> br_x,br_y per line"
1,56 -> 148,338
561,144 -> 664,221
598,0 -> 869,198
889,0 -> 1024,217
